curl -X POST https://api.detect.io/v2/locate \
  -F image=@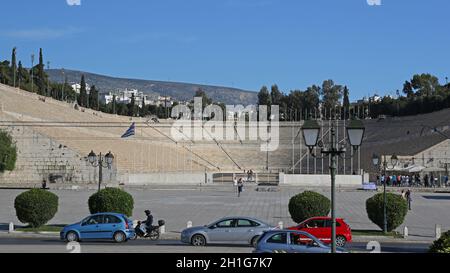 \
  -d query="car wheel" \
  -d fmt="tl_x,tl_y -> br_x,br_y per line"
113,231 -> 126,243
336,236 -> 347,247
66,231 -> 79,242
251,236 -> 259,247
191,234 -> 206,246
